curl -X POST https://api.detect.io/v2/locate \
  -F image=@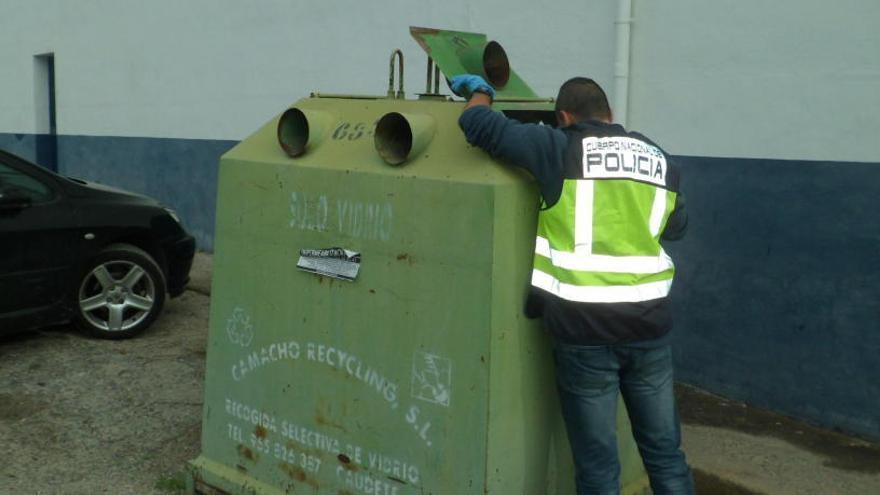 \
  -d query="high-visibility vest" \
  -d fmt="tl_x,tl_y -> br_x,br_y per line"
531,129 -> 680,303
